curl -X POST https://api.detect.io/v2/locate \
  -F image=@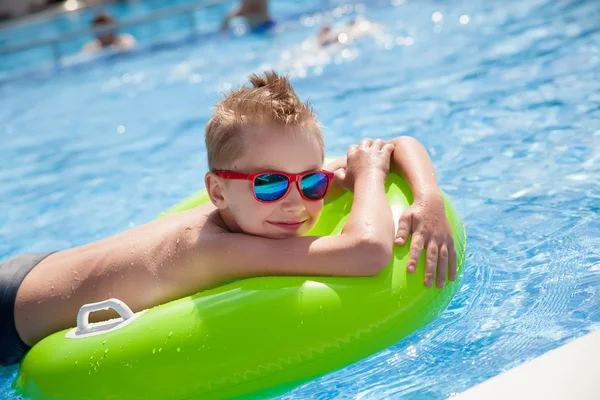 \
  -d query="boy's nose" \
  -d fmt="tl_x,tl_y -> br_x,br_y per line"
280,183 -> 305,212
